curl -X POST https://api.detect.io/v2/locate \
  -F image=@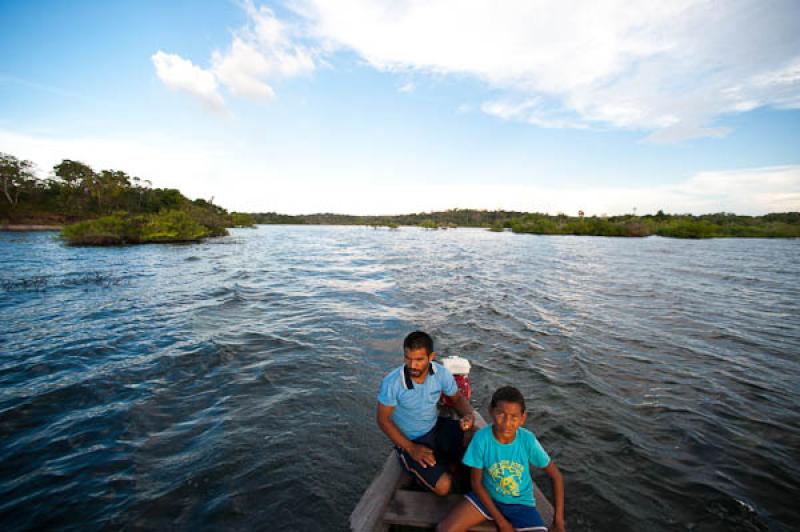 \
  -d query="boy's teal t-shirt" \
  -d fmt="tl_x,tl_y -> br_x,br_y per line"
462,425 -> 551,507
